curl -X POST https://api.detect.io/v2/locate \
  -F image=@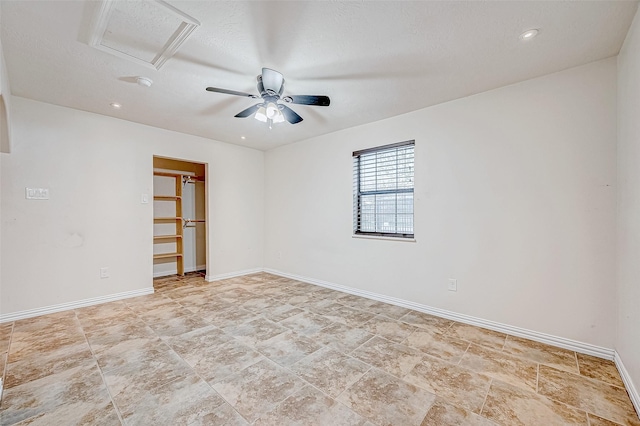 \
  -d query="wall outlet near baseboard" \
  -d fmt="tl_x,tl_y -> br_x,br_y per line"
448,278 -> 457,292
100,267 -> 109,279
